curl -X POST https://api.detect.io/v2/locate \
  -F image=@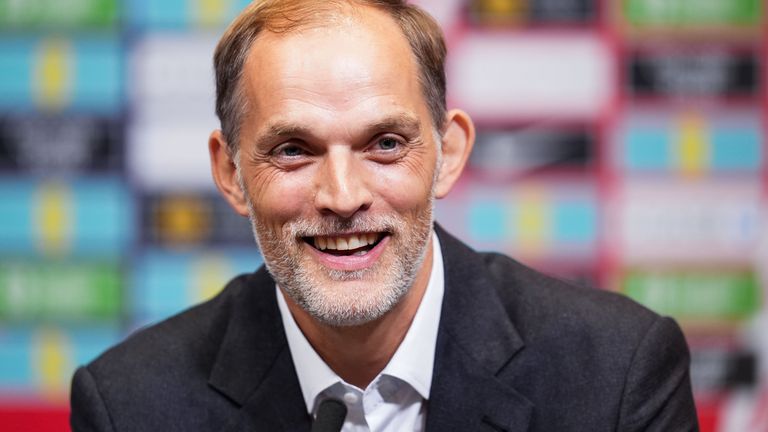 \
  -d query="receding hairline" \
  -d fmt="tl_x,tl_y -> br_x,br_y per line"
243,3 -> 416,67
214,0 -> 448,155
235,4 -> 432,136
254,0 -> 371,34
